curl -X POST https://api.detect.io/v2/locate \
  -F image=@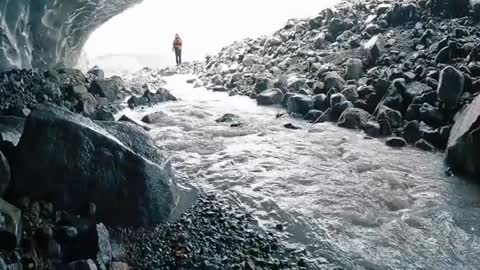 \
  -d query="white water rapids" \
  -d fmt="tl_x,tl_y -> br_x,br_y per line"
123,74 -> 480,270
